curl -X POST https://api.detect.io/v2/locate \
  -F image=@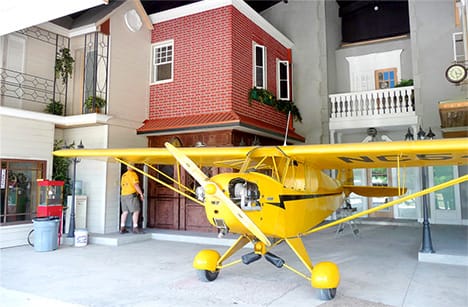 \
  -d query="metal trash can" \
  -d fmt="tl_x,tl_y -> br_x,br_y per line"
32,216 -> 59,252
